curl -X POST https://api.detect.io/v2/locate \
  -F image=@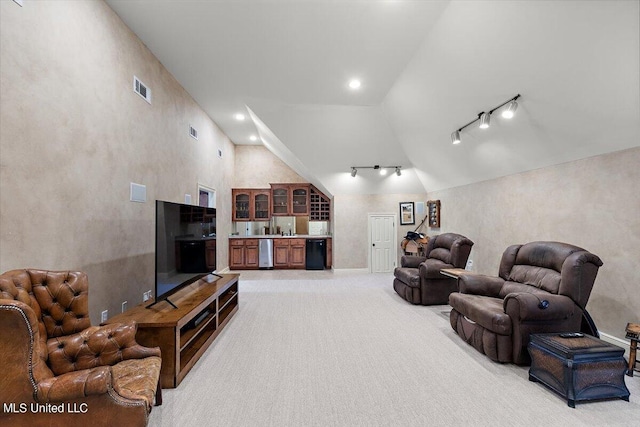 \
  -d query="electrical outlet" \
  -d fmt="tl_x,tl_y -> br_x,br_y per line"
101,310 -> 108,323
121,301 -> 128,313
465,259 -> 474,270
143,291 -> 149,302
